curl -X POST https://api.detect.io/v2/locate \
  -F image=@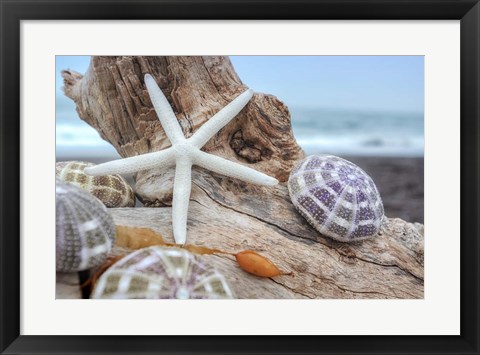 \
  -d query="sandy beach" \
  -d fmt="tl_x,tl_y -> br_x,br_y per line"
57,155 -> 424,224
